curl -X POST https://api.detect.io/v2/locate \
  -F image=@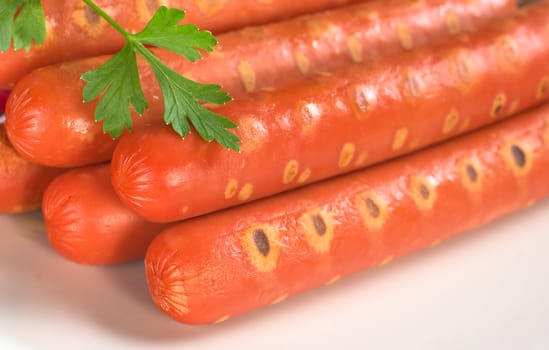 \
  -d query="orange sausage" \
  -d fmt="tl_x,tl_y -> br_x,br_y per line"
0,0 -> 368,88
145,100 -> 549,325
41,164 -> 168,265
0,126 -> 64,213
111,1 -> 549,223
5,0 -> 518,167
